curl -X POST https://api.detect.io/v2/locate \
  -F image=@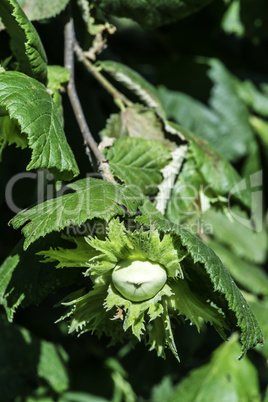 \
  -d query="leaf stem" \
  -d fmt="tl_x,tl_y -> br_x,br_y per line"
74,42 -> 133,109
64,9 -> 116,183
